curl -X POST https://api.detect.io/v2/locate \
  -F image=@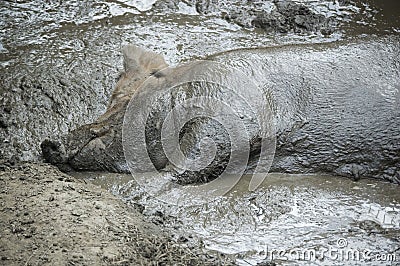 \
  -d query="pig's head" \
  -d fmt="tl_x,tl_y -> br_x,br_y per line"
41,45 -> 168,172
